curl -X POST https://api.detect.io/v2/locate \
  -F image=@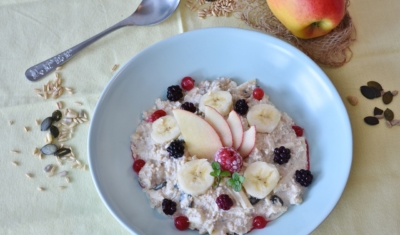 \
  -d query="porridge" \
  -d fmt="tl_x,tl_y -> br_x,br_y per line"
130,77 -> 313,234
